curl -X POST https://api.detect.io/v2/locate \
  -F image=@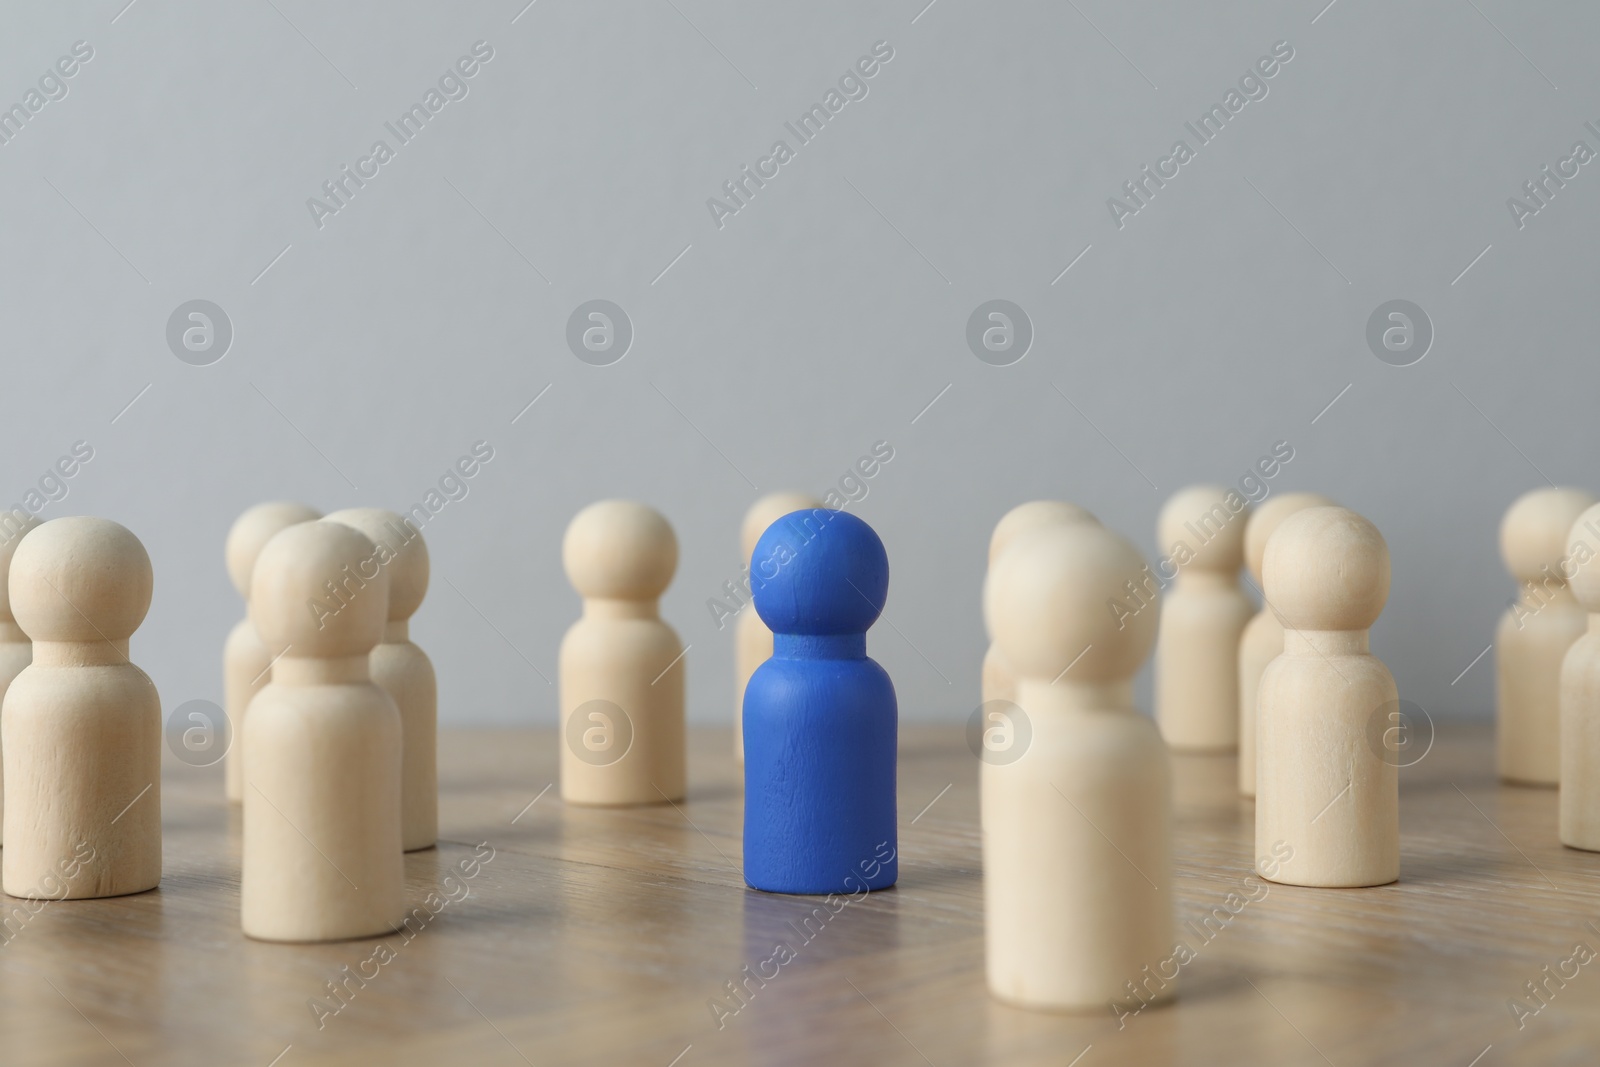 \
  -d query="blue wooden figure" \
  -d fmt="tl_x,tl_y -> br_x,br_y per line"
743,508 -> 898,895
